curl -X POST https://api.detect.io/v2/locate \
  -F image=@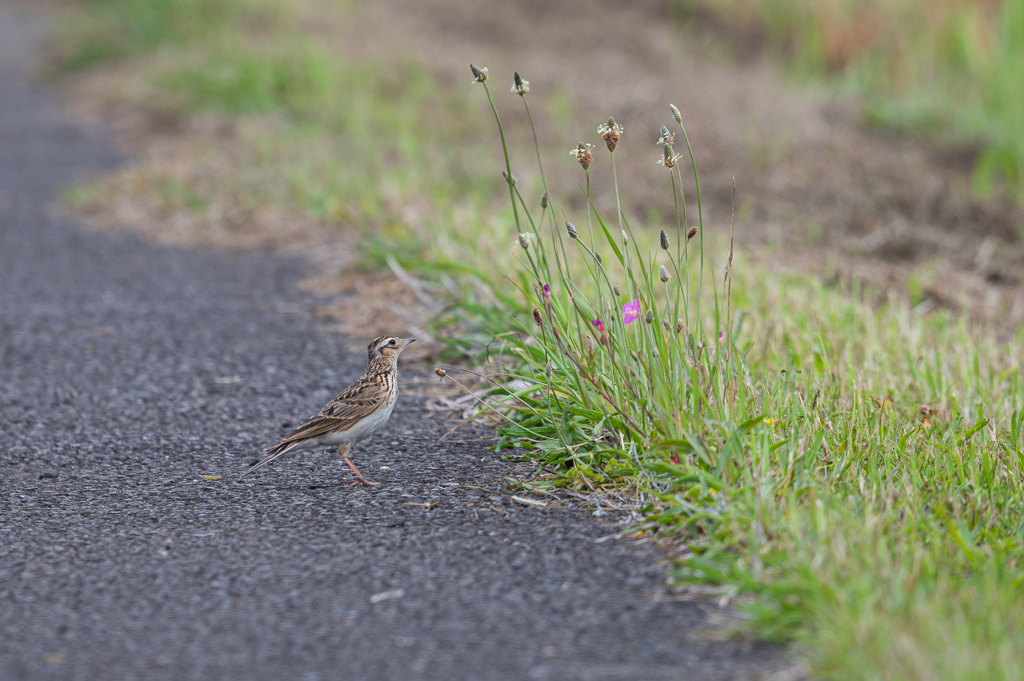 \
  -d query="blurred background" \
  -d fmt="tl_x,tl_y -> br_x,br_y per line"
46,0 -> 1024,339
